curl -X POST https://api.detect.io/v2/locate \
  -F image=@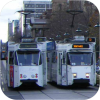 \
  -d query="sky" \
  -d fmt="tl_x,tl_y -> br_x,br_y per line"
0,0 -> 23,42
0,0 -> 51,42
